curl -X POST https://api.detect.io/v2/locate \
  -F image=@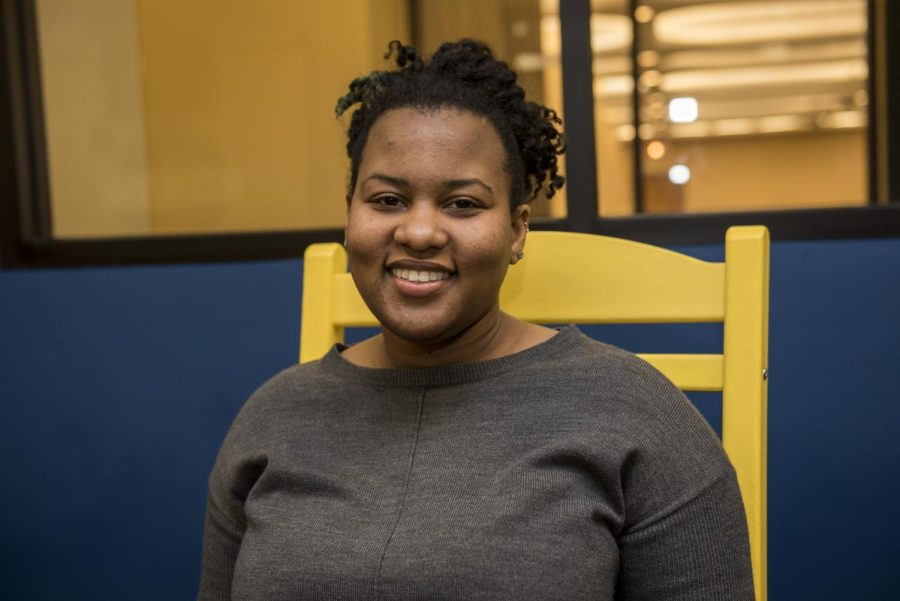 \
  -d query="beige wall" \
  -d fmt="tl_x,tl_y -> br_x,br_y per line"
37,0 -> 408,237
37,0 -> 151,238
138,0 -> 408,234
595,111 -> 635,217
418,0 -> 510,57
669,130 -> 867,212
